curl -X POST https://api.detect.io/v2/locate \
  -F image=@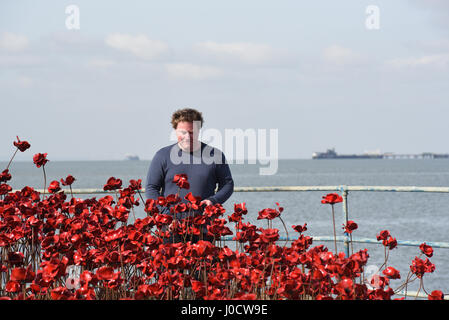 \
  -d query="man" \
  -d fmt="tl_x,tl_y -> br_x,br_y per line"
145,108 -> 234,242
